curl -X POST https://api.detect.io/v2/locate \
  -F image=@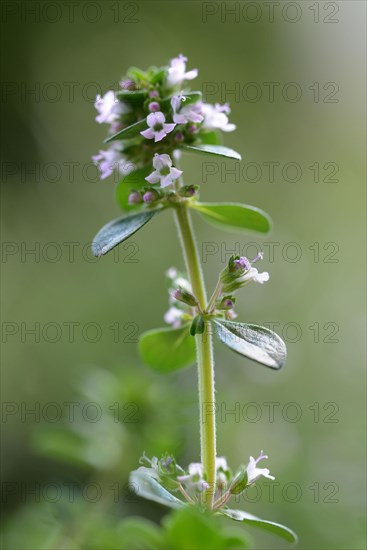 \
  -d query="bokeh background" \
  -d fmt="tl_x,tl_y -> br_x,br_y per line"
1,1 -> 366,548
